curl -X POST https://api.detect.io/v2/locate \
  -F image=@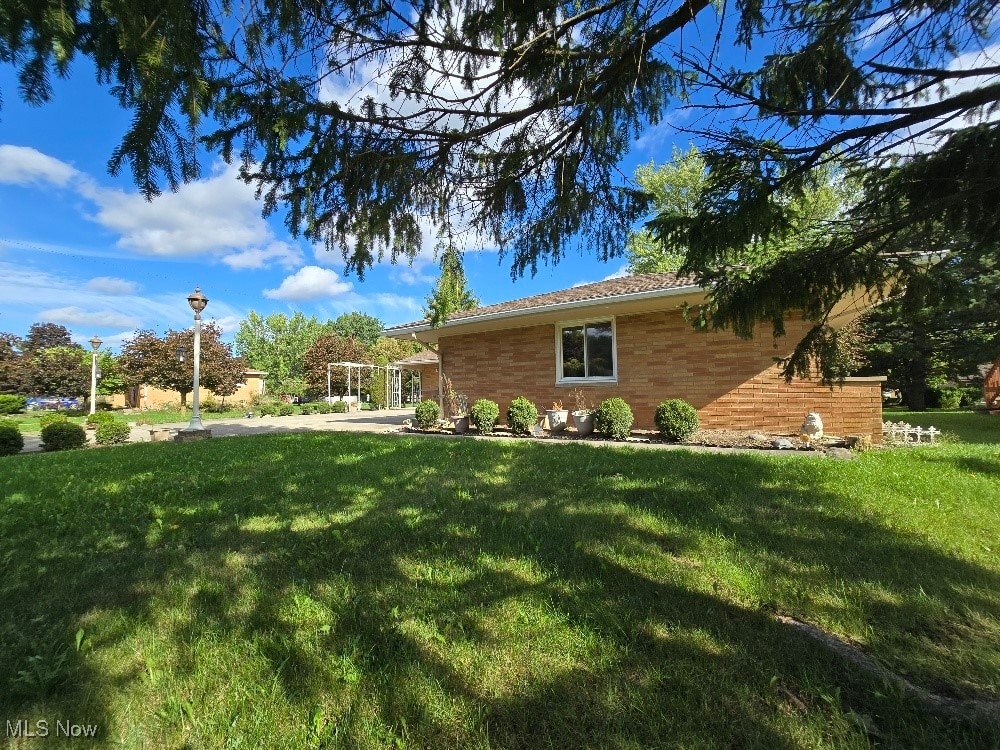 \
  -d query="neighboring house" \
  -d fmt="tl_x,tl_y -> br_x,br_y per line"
109,369 -> 268,410
984,355 -> 1000,413
386,273 -> 885,437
